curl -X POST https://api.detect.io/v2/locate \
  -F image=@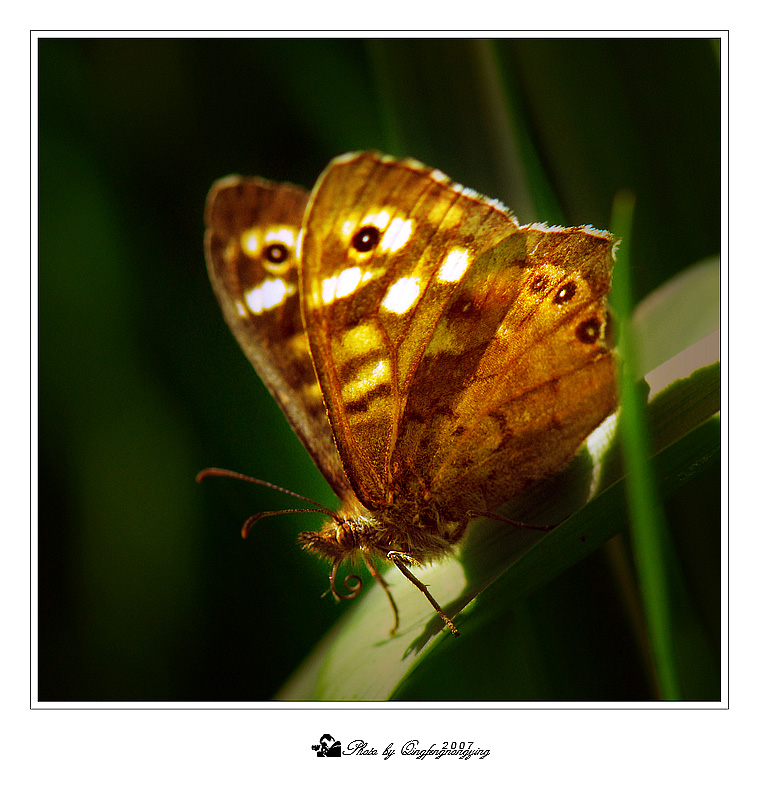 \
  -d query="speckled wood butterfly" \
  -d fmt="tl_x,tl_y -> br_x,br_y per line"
200,152 -> 617,637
